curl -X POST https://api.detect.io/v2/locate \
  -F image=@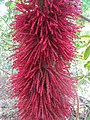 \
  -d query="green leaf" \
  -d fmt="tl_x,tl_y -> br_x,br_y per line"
84,46 -> 90,60
81,35 -> 90,38
80,35 -> 90,41
84,61 -> 90,69
5,1 -> 11,7
76,75 -> 84,79
88,72 -> 90,80
88,77 -> 90,81
10,2 -> 15,9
